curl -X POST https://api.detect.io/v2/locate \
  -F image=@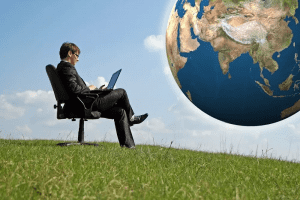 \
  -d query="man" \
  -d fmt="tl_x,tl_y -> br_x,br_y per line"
56,42 -> 148,149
